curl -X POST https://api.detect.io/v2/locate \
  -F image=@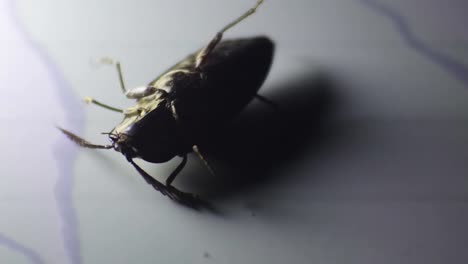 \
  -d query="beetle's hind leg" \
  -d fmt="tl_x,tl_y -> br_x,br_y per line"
170,101 -> 216,178
195,0 -> 264,68
192,145 -> 216,177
